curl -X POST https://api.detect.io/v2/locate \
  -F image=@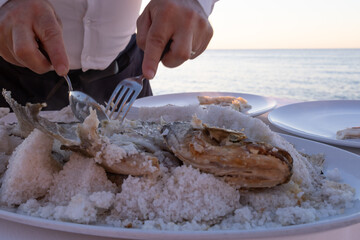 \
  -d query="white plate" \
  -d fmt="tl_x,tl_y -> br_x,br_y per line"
1,134 -> 360,240
133,92 -> 277,116
268,100 -> 360,148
